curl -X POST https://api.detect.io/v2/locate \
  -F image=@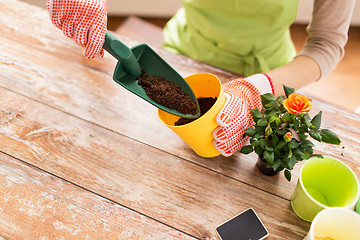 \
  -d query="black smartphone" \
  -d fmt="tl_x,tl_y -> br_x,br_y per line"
216,208 -> 269,240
